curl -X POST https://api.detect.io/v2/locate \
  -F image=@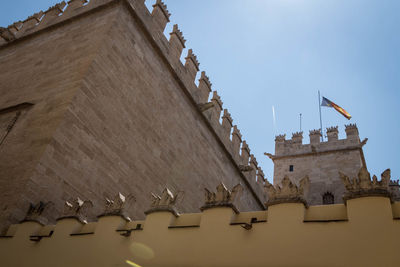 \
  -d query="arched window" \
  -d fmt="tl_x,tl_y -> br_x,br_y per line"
322,192 -> 334,205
